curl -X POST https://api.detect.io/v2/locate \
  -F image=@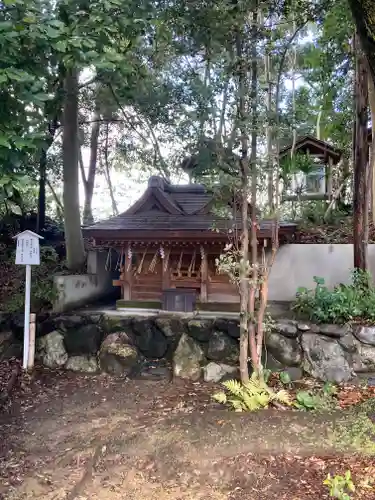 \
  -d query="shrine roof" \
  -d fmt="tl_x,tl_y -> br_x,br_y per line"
83,176 -> 297,241
279,135 -> 342,164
